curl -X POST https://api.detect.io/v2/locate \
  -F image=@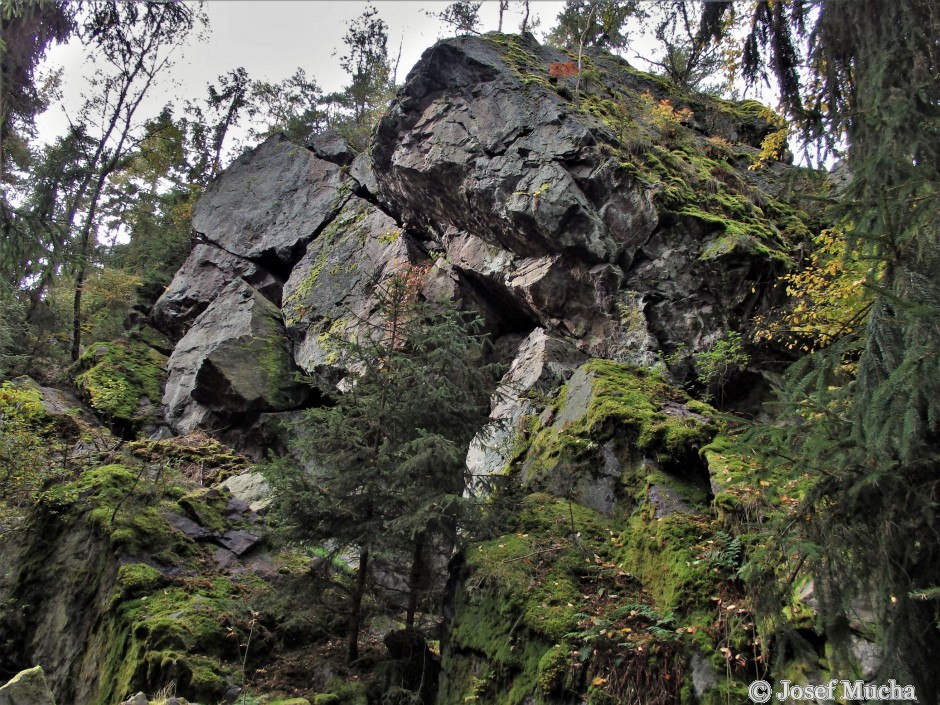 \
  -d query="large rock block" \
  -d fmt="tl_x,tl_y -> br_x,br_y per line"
163,279 -> 305,434
372,34 -> 814,370
192,133 -> 352,264
373,36 -> 645,264
152,243 -> 281,341
517,360 -> 716,514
